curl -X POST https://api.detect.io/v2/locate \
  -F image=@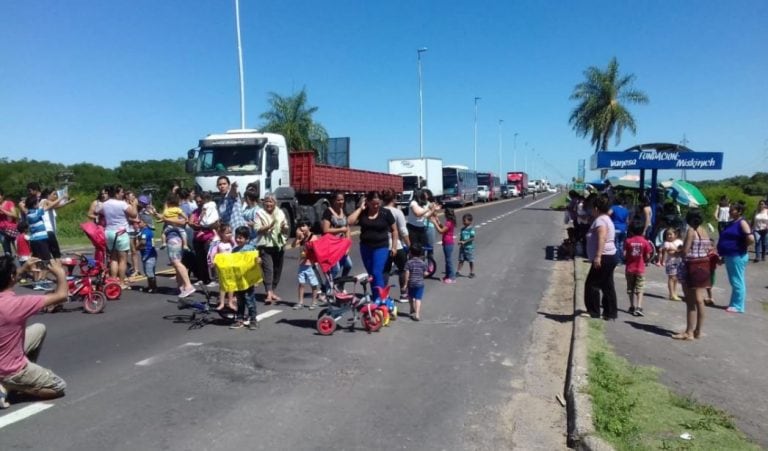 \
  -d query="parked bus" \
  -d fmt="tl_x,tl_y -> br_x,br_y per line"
442,165 -> 478,206
477,172 -> 501,201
